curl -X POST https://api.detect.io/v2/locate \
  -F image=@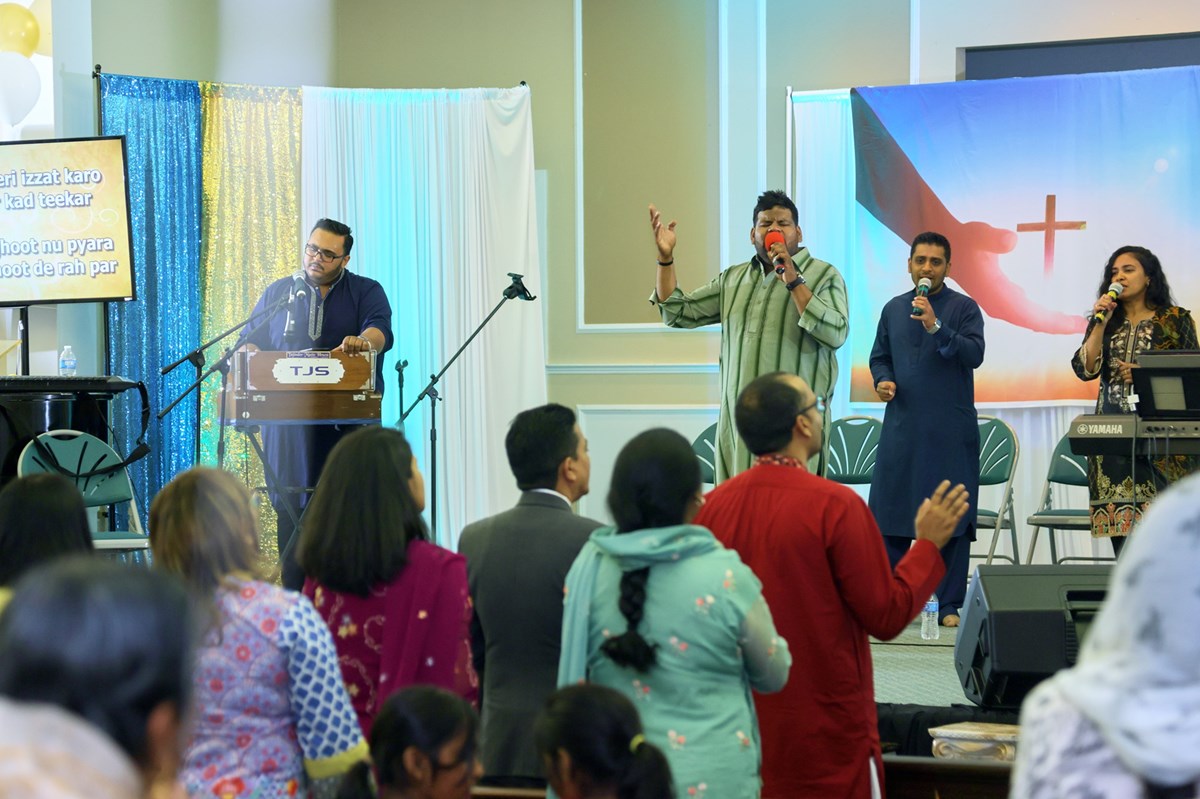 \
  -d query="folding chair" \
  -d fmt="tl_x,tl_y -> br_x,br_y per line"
691,422 -> 718,485
18,429 -> 150,565
1024,434 -> 1102,565
975,415 -> 1020,565
822,415 -> 883,485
